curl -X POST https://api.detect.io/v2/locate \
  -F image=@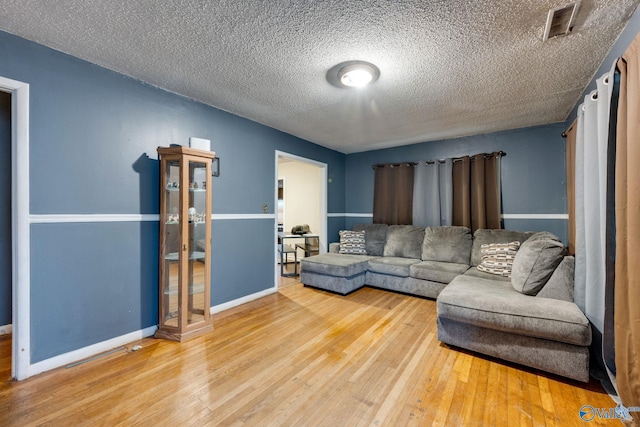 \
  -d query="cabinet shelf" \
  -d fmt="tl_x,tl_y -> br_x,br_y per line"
164,251 -> 206,261
165,221 -> 206,225
163,283 -> 205,296
166,187 -> 207,192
